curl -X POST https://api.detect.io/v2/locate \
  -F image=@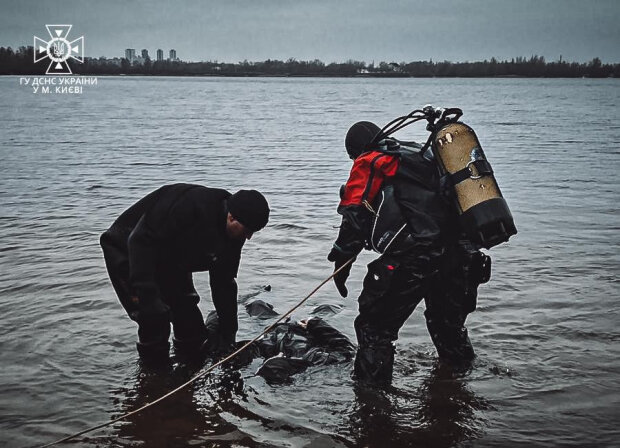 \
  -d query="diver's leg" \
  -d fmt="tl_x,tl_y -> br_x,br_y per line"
424,245 -> 478,365
353,256 -> 425,385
